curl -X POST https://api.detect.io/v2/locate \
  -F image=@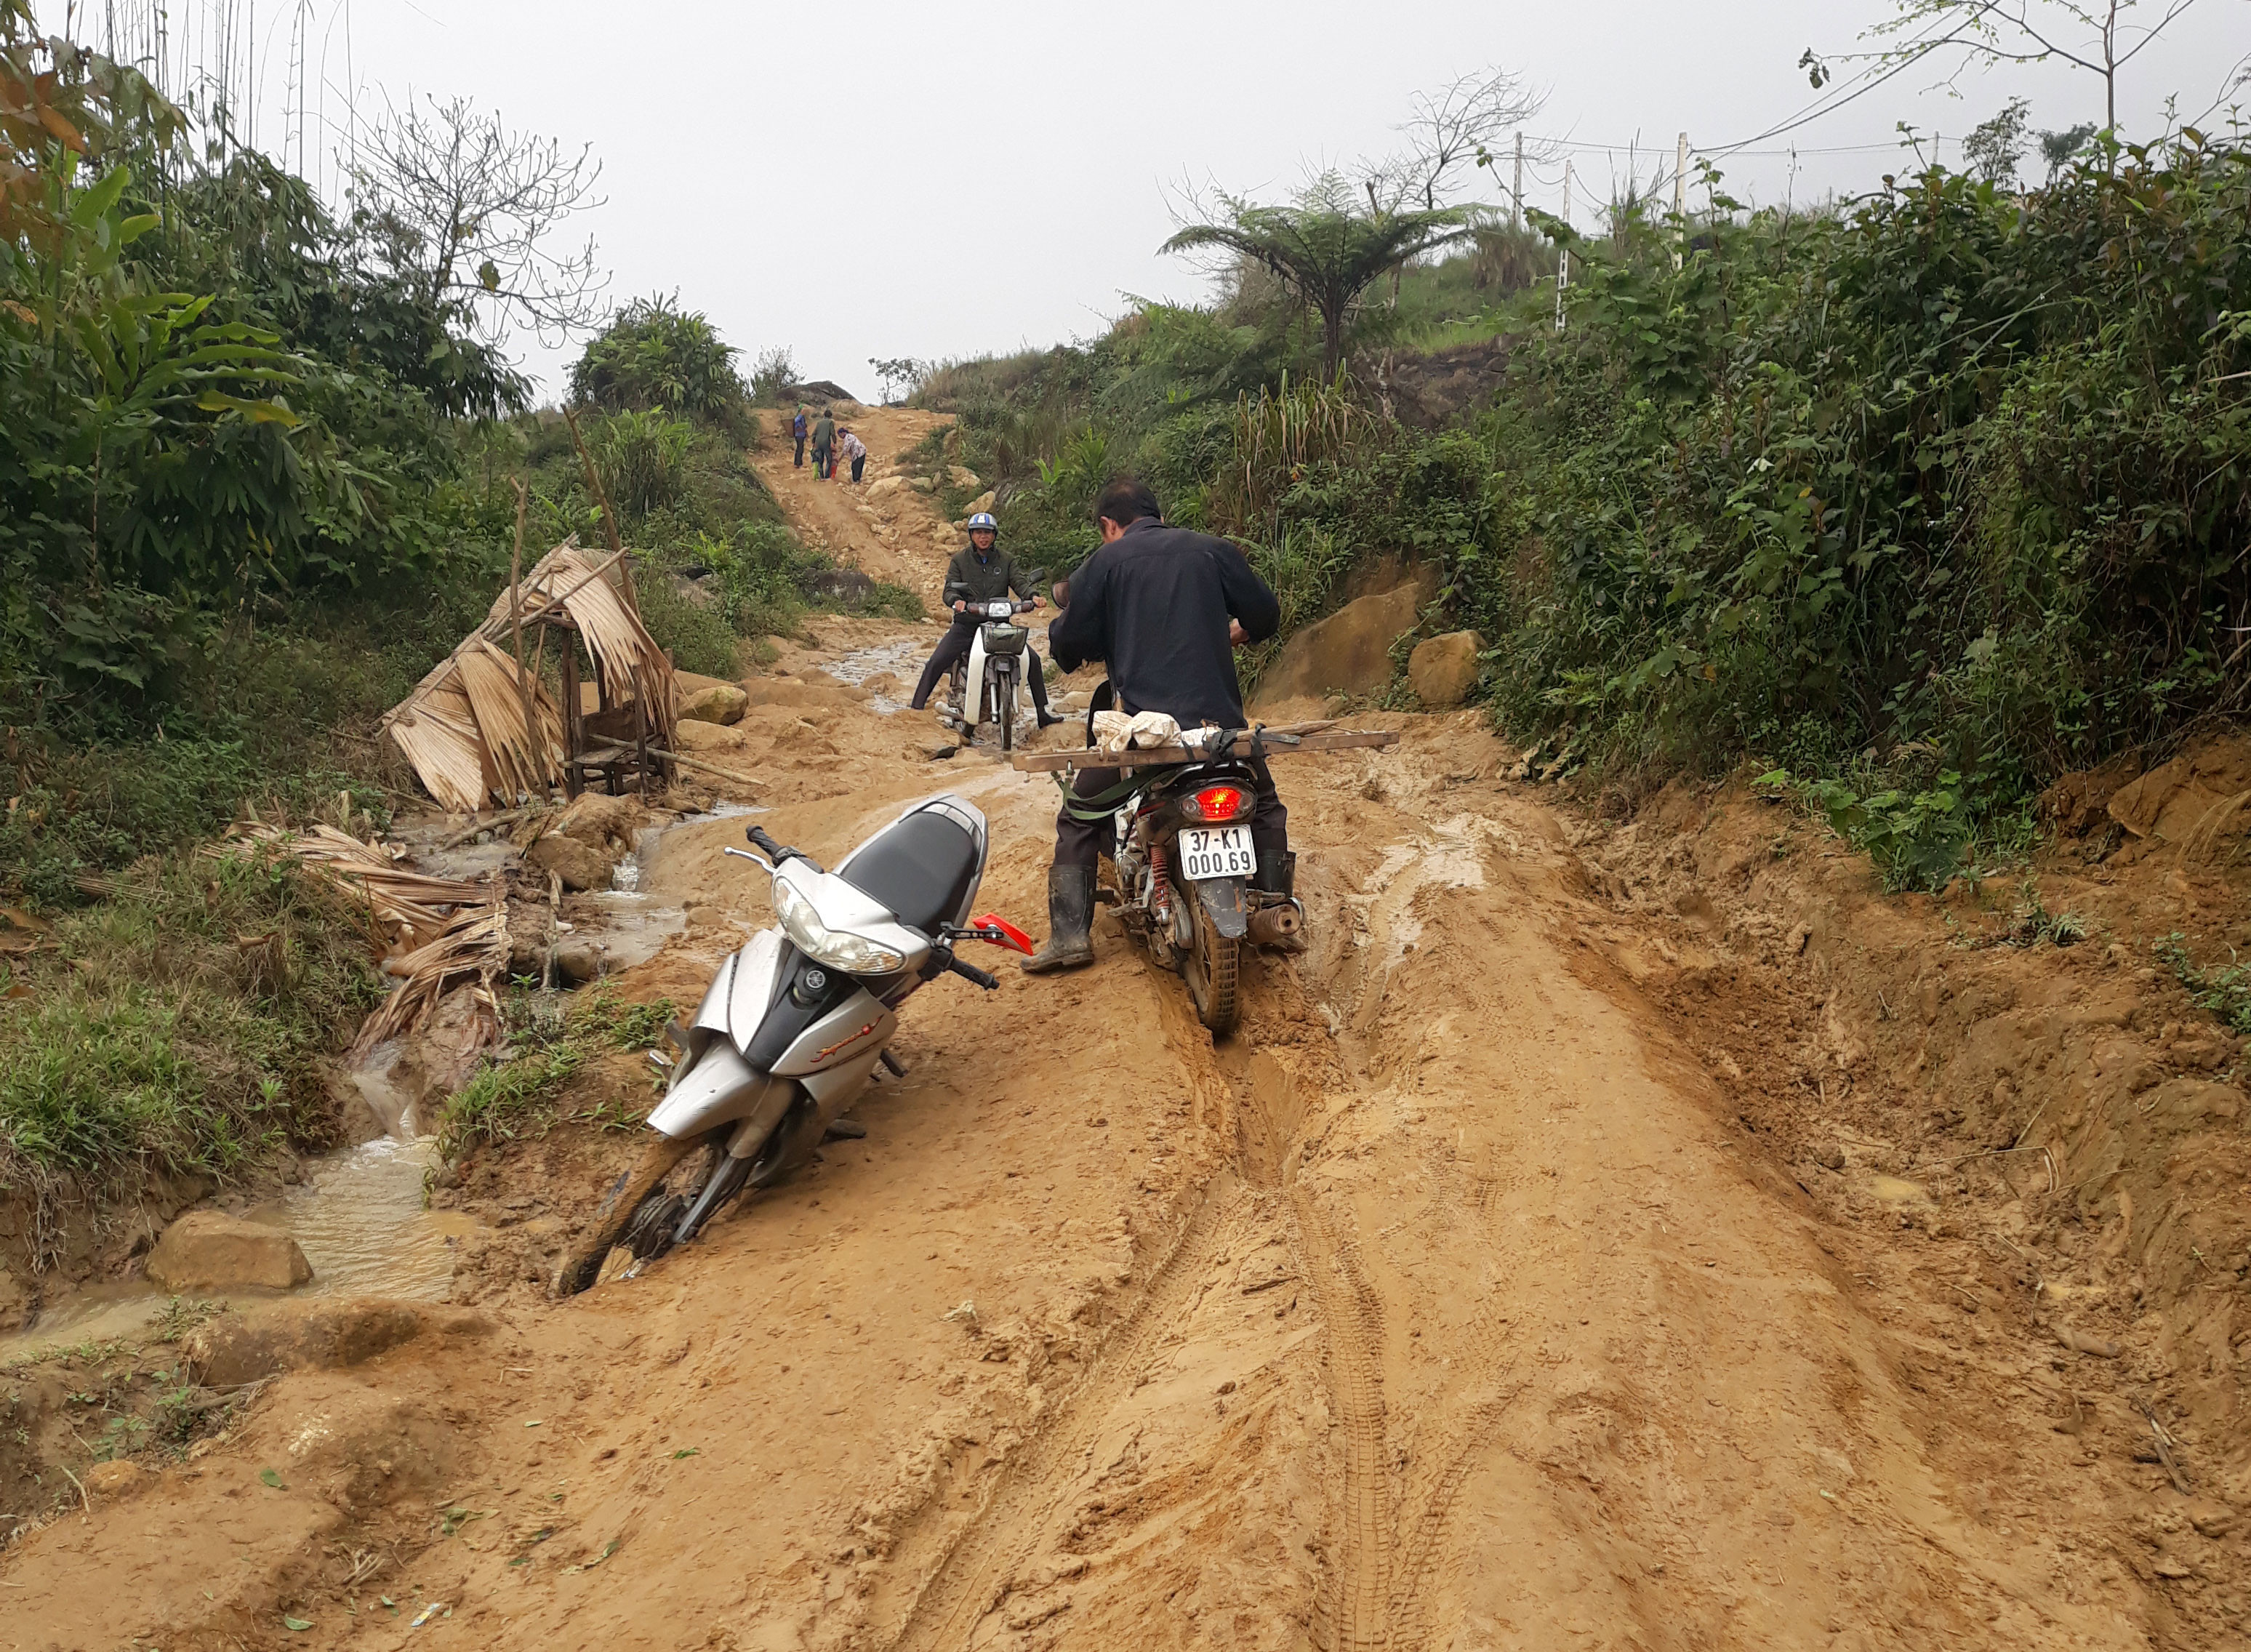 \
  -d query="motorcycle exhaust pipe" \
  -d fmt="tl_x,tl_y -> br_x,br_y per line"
1246,901 -> 1301,947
